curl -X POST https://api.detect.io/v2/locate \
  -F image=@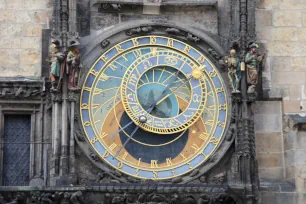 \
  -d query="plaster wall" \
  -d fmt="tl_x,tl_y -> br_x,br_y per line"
0,0 -> 52,77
